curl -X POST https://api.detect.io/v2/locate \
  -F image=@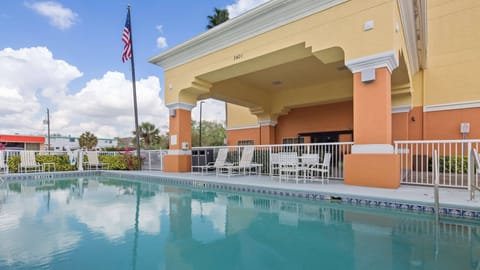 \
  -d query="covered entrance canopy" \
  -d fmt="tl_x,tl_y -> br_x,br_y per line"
149,0 -> 427,188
